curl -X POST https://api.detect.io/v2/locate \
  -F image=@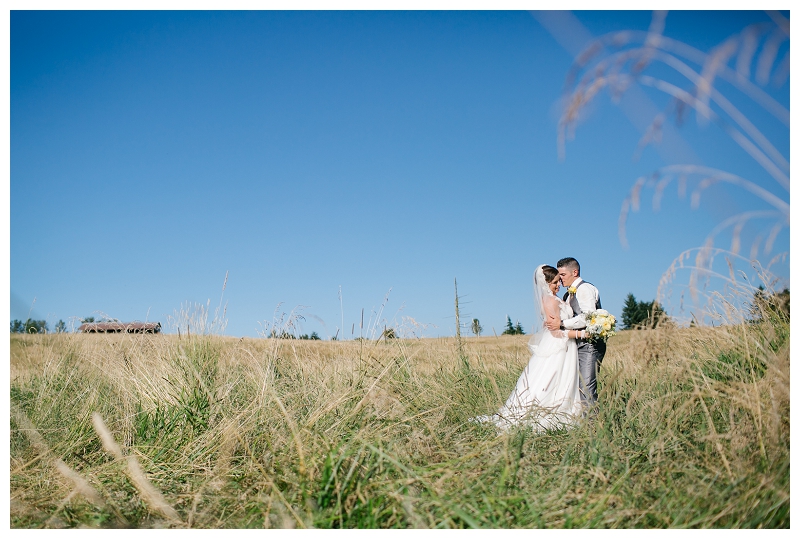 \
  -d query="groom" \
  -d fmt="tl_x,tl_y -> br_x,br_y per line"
546,257 -> 606,413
